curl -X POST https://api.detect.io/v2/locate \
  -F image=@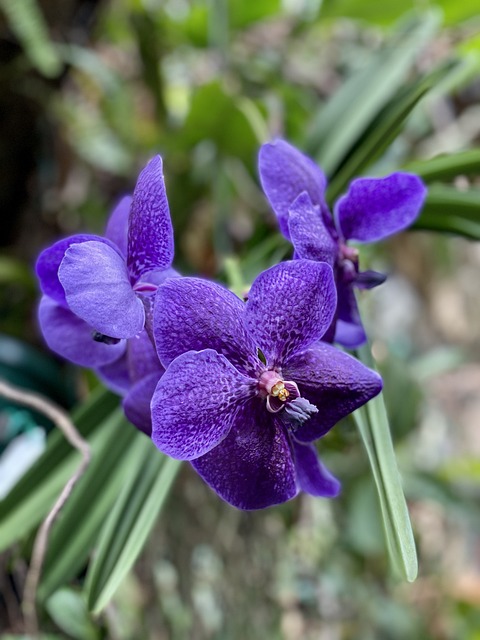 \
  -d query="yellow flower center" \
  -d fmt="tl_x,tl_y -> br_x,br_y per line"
270,381 -> 290,402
